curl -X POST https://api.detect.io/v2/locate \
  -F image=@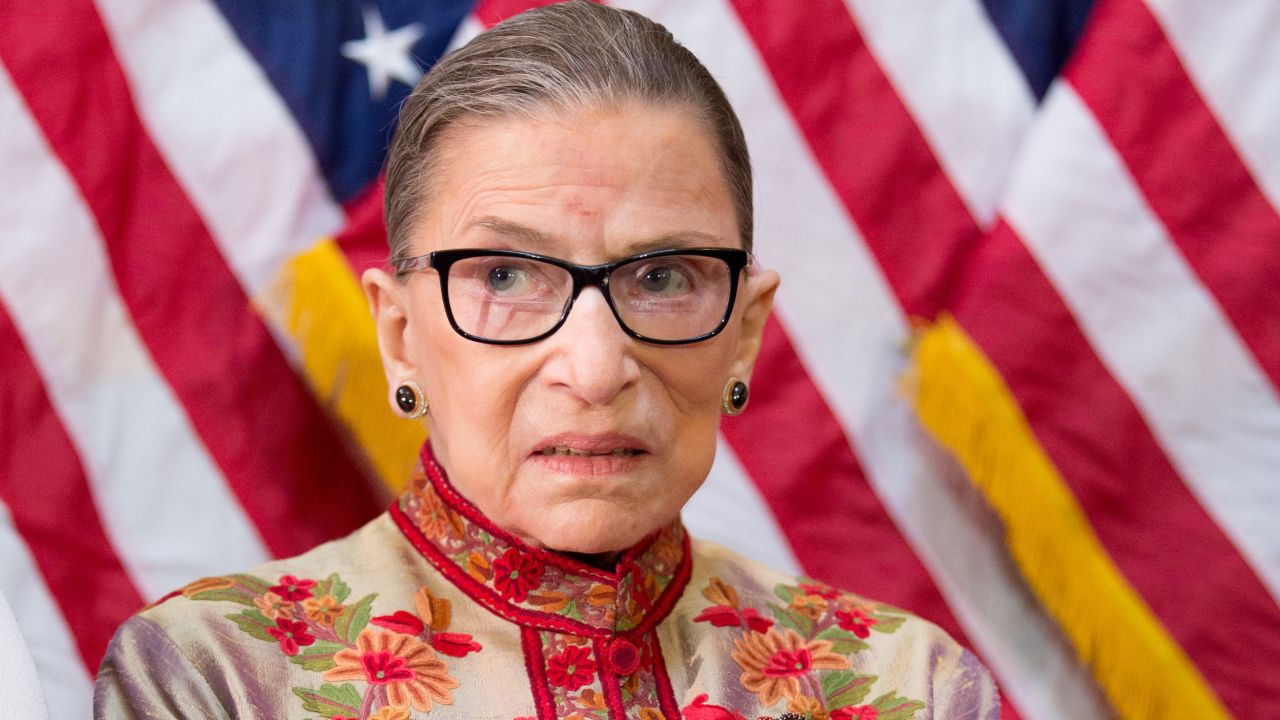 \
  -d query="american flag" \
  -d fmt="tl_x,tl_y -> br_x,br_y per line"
1,0 -> 1277,718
